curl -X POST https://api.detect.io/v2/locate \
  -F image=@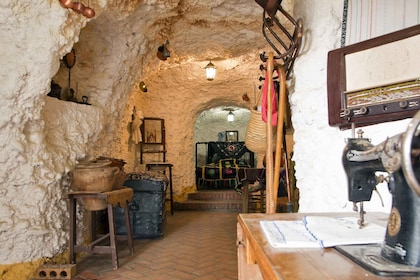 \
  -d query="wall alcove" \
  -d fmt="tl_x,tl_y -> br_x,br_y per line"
193,106 -> 252,190
193,106 -> 250,144
194,106 -> 252,164
193,105 -> 295,171
192,105 -> 296,198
